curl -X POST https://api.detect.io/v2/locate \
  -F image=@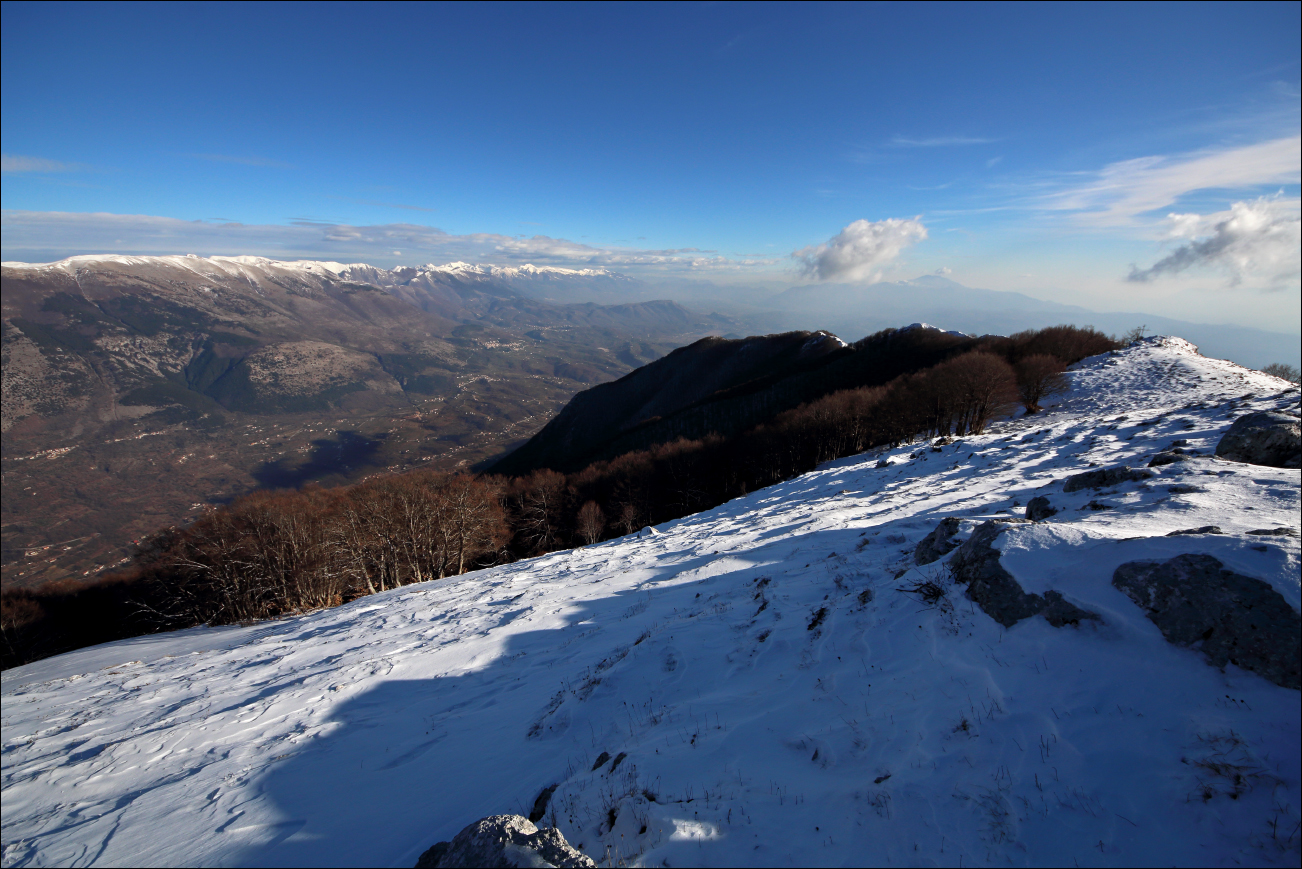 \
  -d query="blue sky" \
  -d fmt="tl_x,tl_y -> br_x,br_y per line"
2,1 -> 1299,330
